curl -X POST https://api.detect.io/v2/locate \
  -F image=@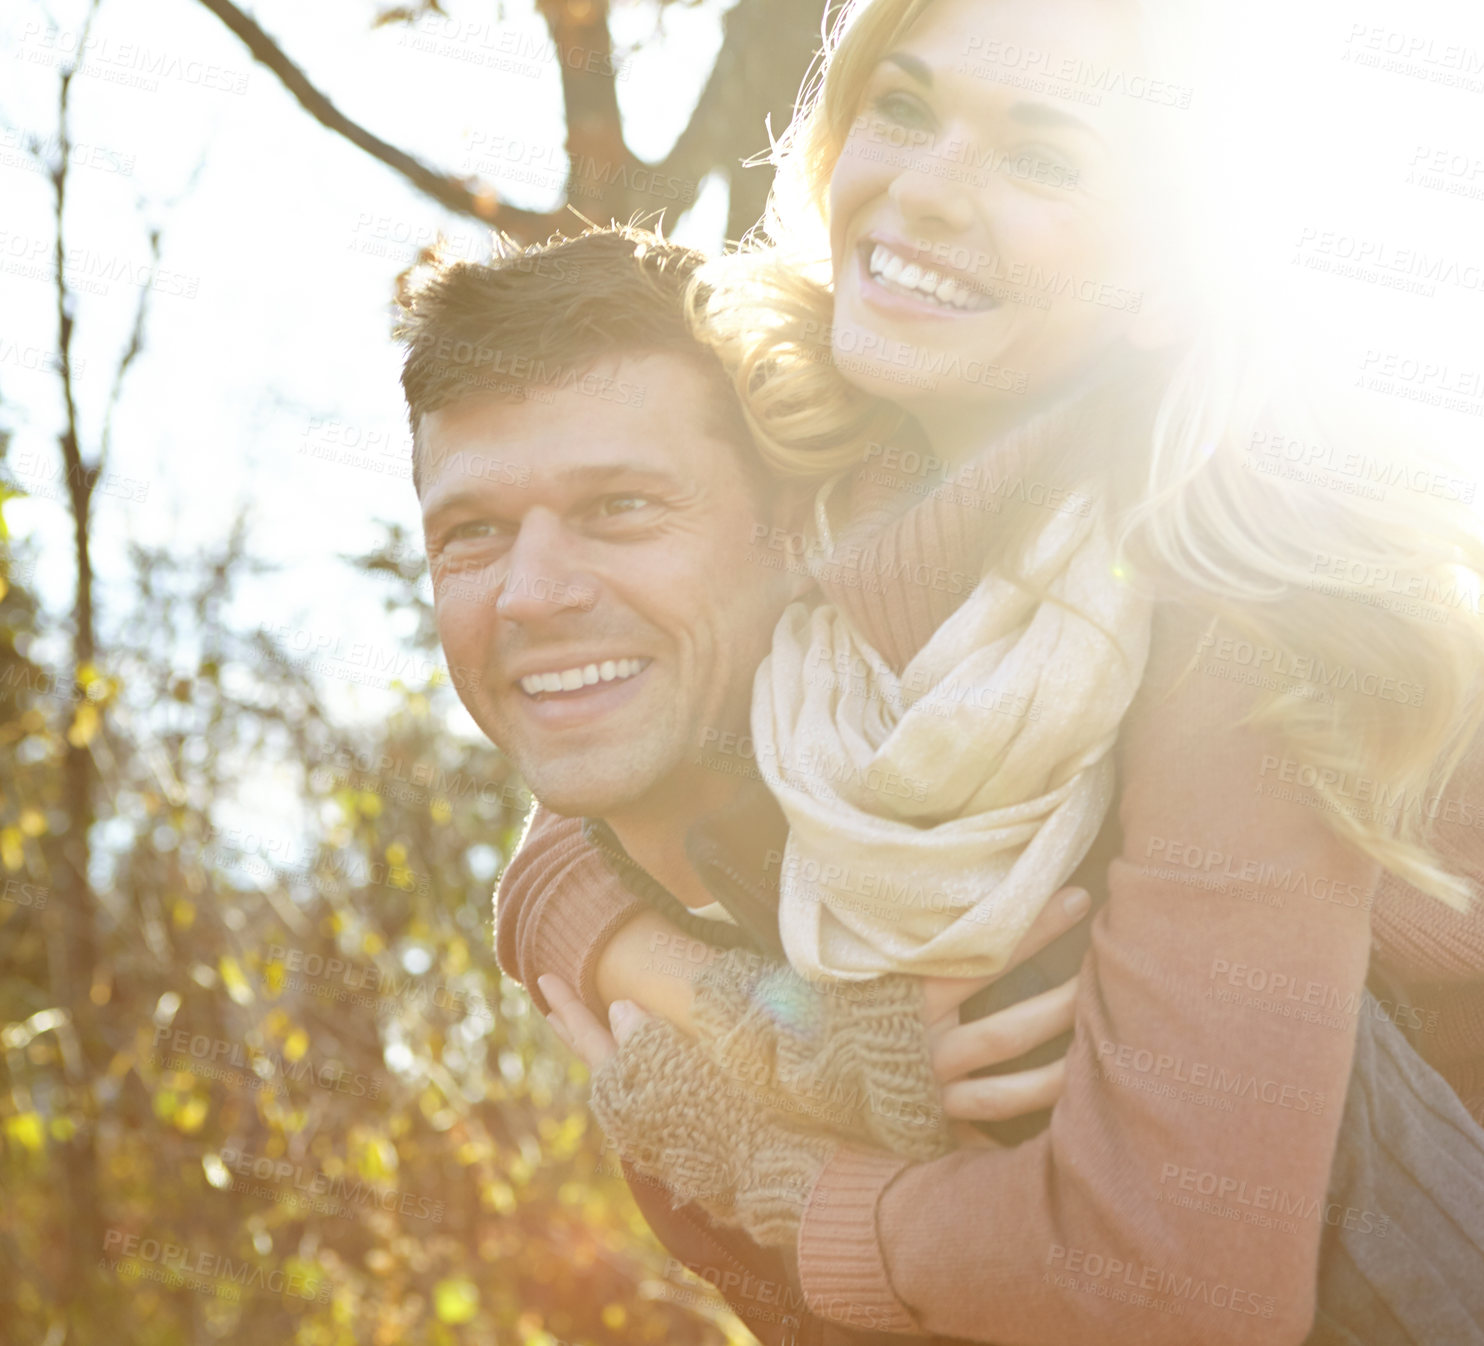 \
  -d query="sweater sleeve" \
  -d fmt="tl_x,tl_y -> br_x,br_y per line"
494,805 -> 767,1018
493,804 -> 649,1017
795,605 -> 1379,1346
